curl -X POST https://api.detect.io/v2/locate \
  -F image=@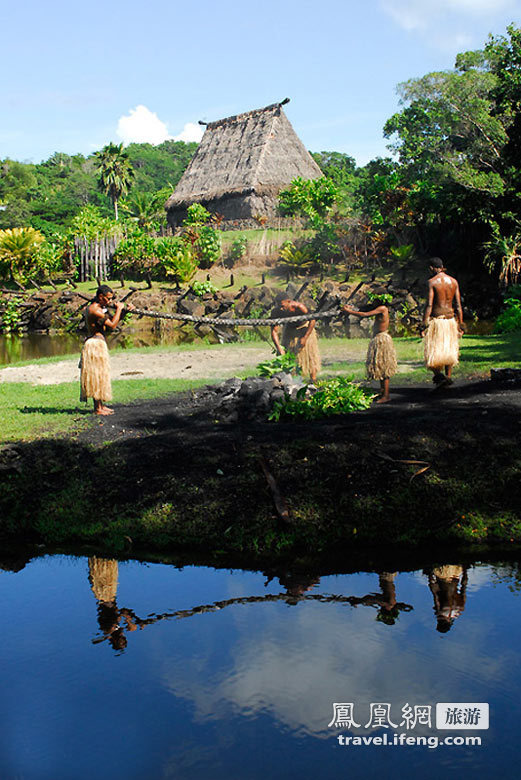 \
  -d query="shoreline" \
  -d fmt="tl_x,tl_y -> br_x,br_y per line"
2,377 -> 521,560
